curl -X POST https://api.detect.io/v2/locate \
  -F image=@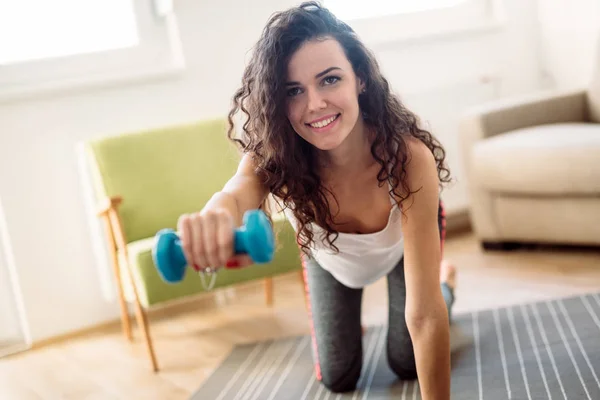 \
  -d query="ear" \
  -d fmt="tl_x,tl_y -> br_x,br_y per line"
357,77 -> 366,94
